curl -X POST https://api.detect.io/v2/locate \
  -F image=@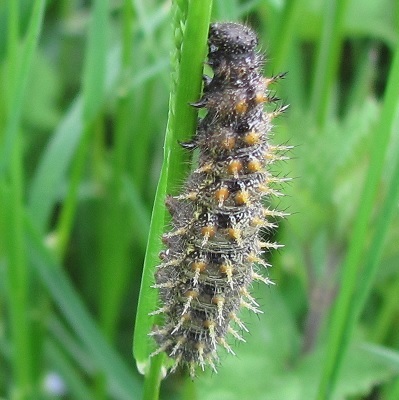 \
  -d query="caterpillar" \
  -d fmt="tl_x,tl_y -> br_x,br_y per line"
150,22 -> 289,377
